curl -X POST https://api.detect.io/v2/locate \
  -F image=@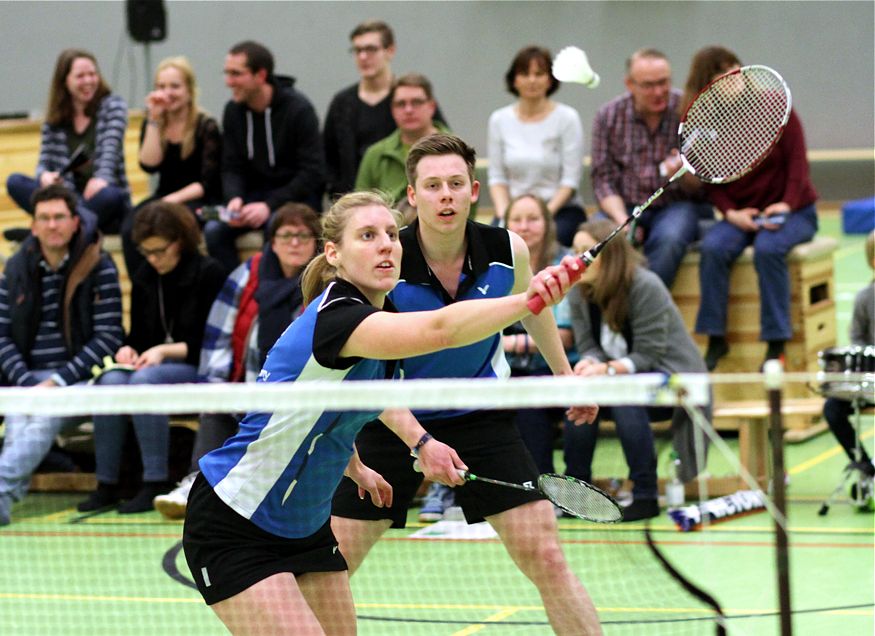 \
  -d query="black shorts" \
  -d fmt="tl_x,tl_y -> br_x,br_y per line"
332,410 -> 543,528
183,473 -> 347,605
